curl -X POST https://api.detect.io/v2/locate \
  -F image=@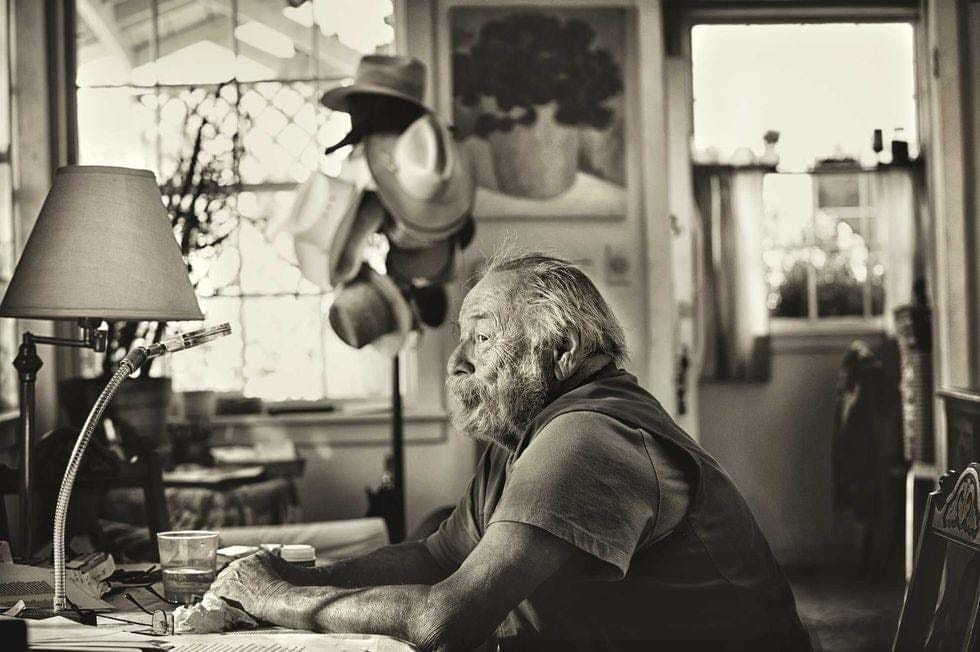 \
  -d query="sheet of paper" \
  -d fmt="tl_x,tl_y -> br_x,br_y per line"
16,615 -> 162,648
168,632 -> 415,652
